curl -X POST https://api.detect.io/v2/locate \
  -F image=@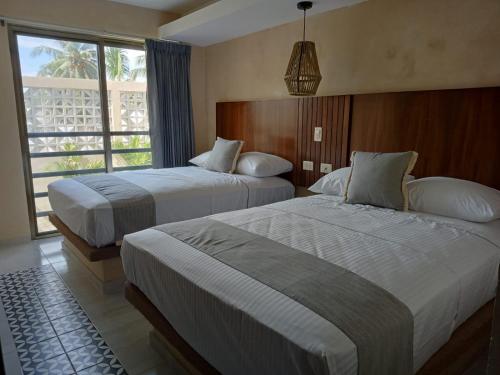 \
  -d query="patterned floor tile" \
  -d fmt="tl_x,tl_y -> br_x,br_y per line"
59,327 -> 105,352
35,279 -> 67,295
38,289 -> 75,308
11,320 -> 57,345
6,308 -> 49,326
20,352 -> 75,375
67,343 -> 115,372
52,311 -> 94,336
0,265 -> 126,375
17,336 -> 65,364
45,300 -> 83,321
